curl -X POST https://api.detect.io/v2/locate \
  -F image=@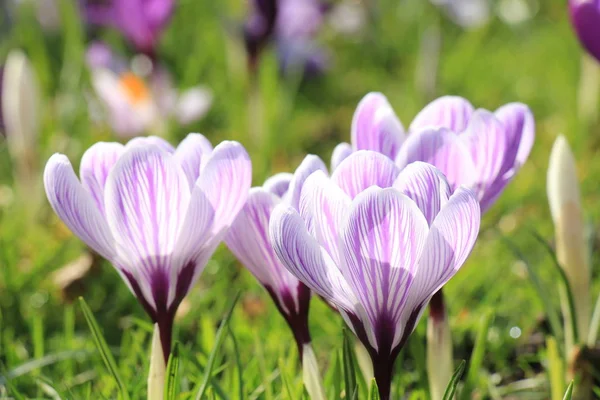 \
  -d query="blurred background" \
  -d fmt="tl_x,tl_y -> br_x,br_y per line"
1,0 -> 599,398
